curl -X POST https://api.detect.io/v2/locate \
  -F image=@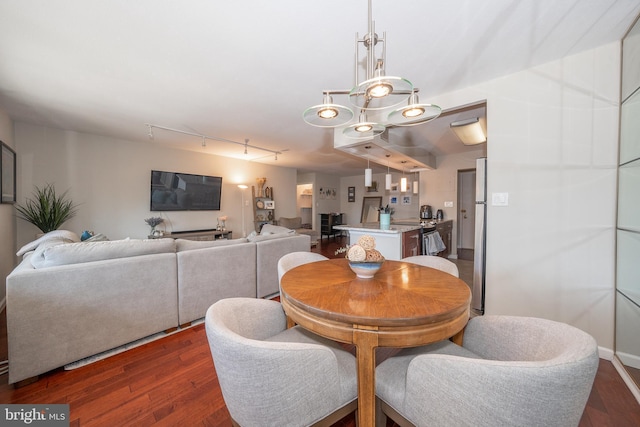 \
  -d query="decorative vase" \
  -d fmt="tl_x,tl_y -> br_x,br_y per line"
380,213 -> 391,230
